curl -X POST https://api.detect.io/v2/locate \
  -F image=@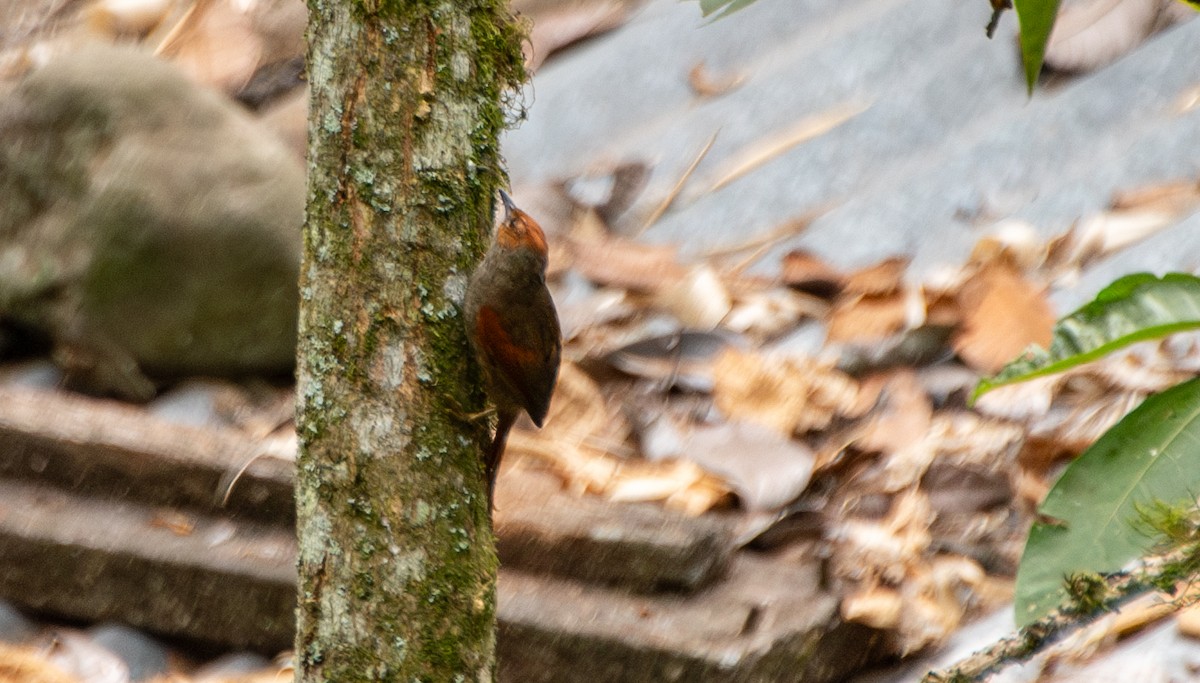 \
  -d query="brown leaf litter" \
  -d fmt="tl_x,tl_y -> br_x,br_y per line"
488,172 -> 1200,658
